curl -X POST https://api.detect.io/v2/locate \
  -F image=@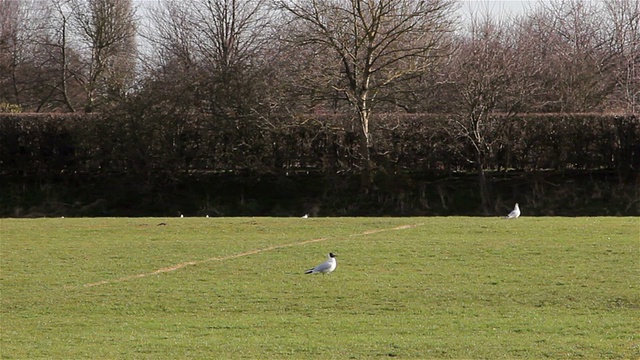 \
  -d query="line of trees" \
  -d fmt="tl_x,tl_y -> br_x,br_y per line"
2,0 -> 637,116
